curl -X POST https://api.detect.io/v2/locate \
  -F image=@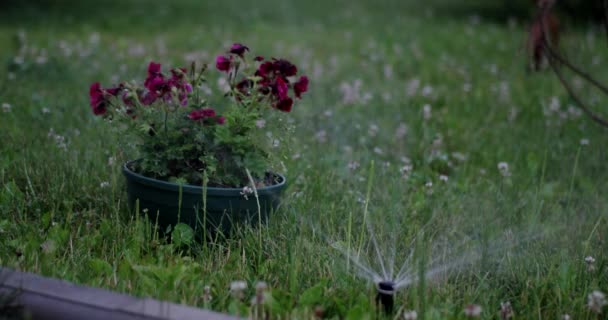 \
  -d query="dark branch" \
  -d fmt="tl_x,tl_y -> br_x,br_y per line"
537,6 -> 608,128
546,52 -> 608,127
543,42 -> 608,96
